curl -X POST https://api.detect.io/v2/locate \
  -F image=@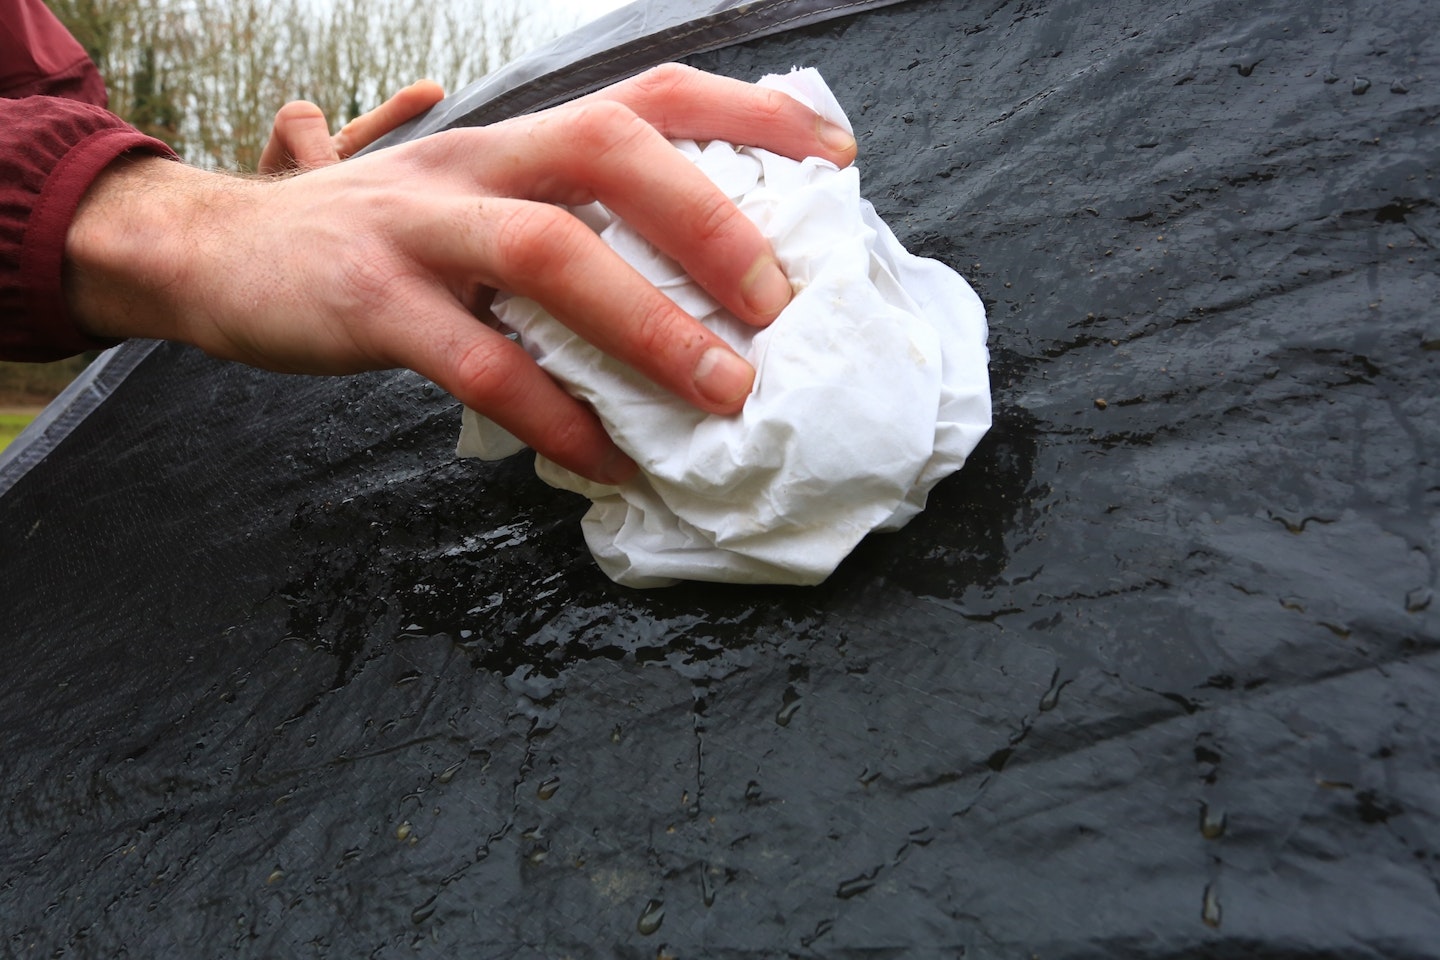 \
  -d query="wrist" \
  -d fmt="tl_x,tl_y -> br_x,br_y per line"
63,156 -> 247,346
